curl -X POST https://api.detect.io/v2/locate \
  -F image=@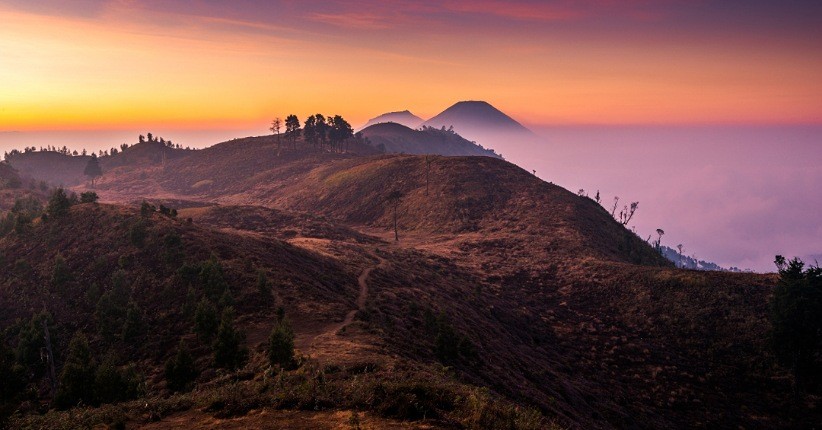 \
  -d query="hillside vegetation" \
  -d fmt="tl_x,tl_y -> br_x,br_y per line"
0,134 -> 817,429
